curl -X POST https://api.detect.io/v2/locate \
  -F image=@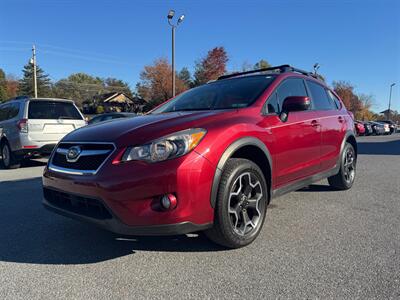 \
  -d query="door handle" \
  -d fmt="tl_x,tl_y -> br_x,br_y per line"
311,120 -> 320,127
338,116 -> 344,123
